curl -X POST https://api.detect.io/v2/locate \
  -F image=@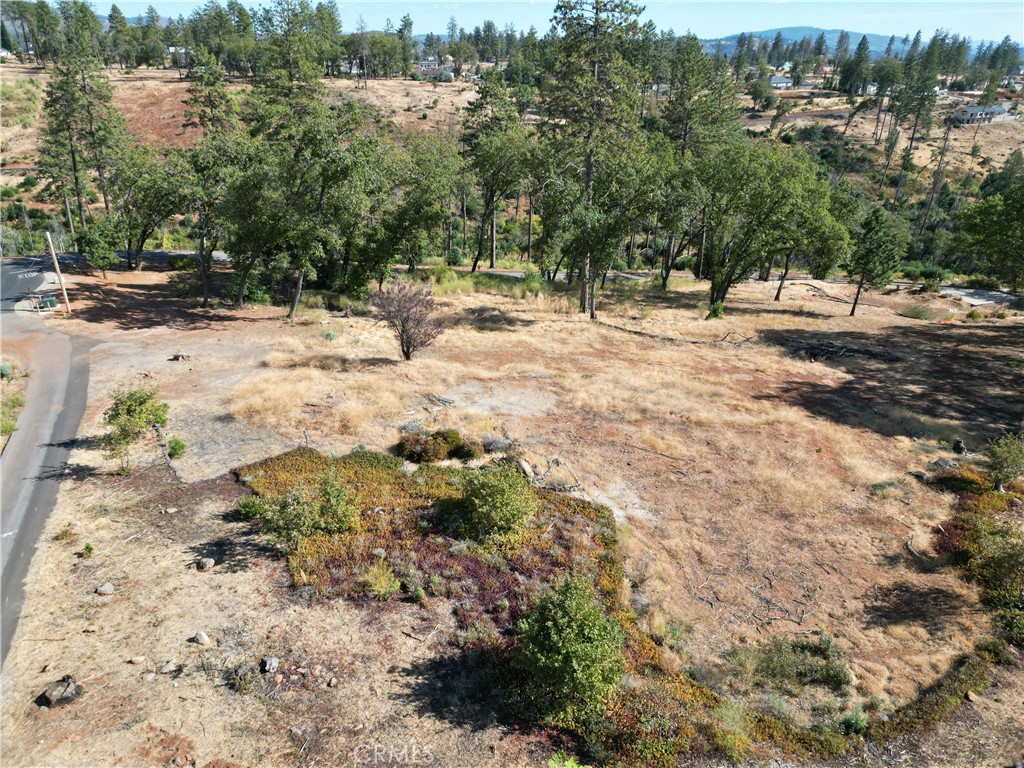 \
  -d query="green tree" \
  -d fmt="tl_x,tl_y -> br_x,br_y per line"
545,0 -> 643,317
80,213 -> 124,278
845,206 -> 905,316
182,47 -> 237,134
513,575 -> 624,725
102,386 -> 169,473
956,184 -> 1024,293
663,34 -> 740,157
109,143 -> 180,271
838,35 -> 872,96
